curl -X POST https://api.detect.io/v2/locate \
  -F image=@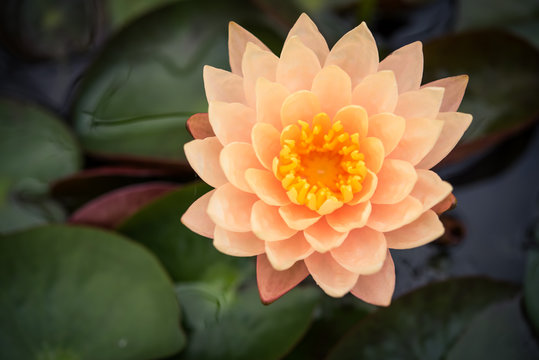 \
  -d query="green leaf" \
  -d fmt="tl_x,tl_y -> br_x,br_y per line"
103,0 -> 180,31
326,277 -> 518,360
72,0 -> 281,162
175,283 -> 319,360
456,0 -> 539,31
446,297 -> 539,360
524,225 -> 539,334
0,225 -> 185,360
